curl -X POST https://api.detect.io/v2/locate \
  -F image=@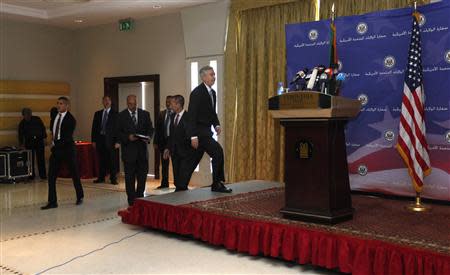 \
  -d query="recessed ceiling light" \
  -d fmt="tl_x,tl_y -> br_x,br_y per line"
74,19 -> 84,23
152,5 -> 162,9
